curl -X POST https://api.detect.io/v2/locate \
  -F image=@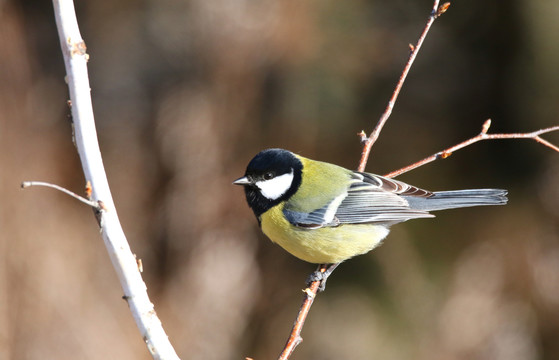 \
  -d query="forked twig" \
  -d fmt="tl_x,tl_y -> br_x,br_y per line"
48,0 -> 180,358
277,2 -> 449,359
385,120 -> 559,178
358,1 -> 450,173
